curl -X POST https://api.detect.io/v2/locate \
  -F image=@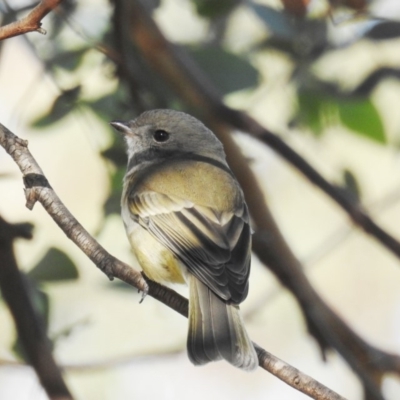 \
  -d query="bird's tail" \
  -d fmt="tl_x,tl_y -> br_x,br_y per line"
187,275 -> 258,371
